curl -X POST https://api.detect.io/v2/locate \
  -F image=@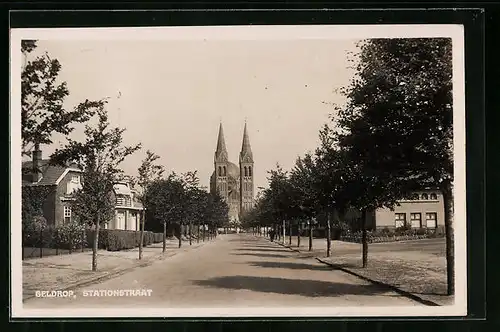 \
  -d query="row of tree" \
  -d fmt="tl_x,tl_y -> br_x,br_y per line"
144,170 -> 230,250
21,40 -> 230,271
241,38 -> 455,295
